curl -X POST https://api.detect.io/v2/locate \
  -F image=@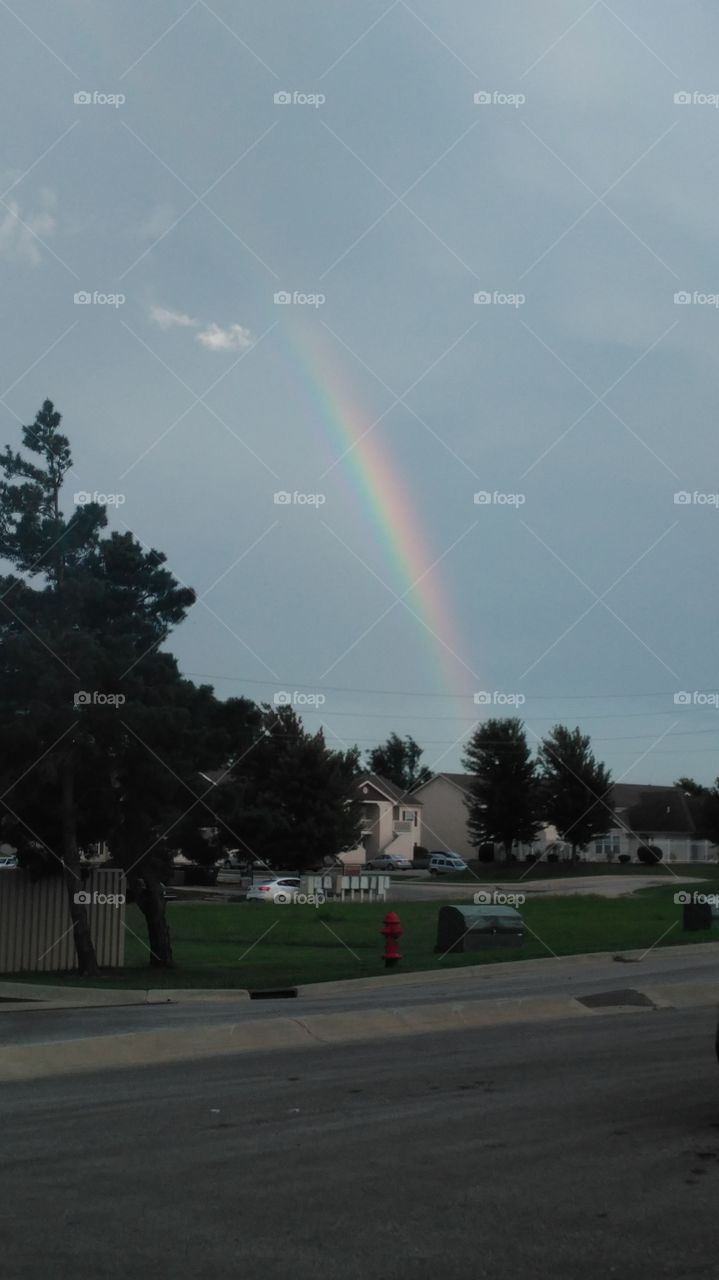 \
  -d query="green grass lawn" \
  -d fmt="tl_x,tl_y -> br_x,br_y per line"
12,880 -> 719,991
